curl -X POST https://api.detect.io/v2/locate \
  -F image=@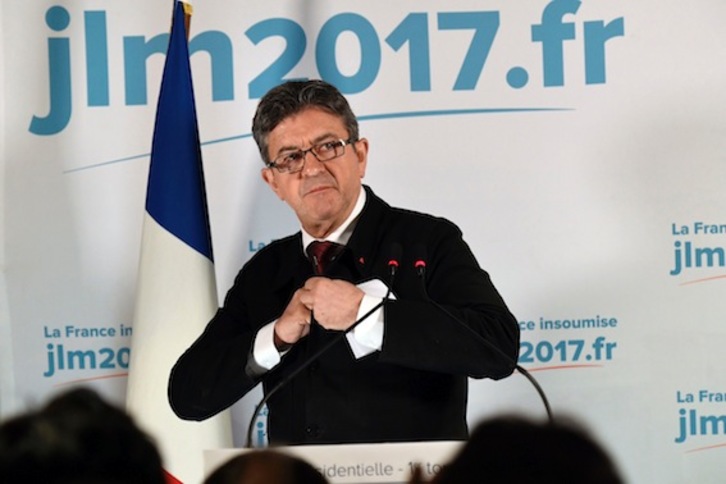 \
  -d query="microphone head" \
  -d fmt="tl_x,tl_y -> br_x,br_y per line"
413,243 -> 427,276
388,242 -> 403,270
